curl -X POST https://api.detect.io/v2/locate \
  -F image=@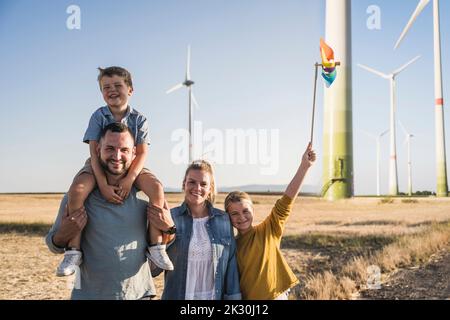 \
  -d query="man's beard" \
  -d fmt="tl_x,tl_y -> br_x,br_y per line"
99,157 -> 129,176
